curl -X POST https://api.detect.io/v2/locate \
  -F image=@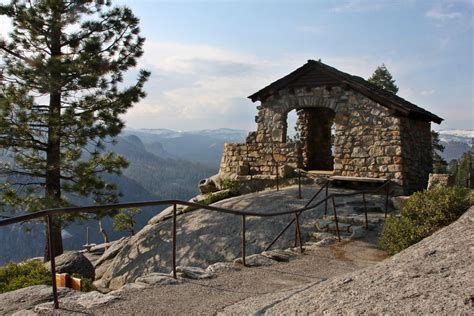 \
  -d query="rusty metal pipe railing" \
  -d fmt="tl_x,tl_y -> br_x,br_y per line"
276,162 -> 279,191
331,196 -> 341,242
172,203 -> 177,279
46,215 -> 59,309
385,181 -> 390,219
362,192 -> 369,230
294,212 -> 303,253
0,179 -> 392,309
298,169 -> 302,199
266,180 -> 330,252
325,183 -> 329,215
241,215 -> 246,267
